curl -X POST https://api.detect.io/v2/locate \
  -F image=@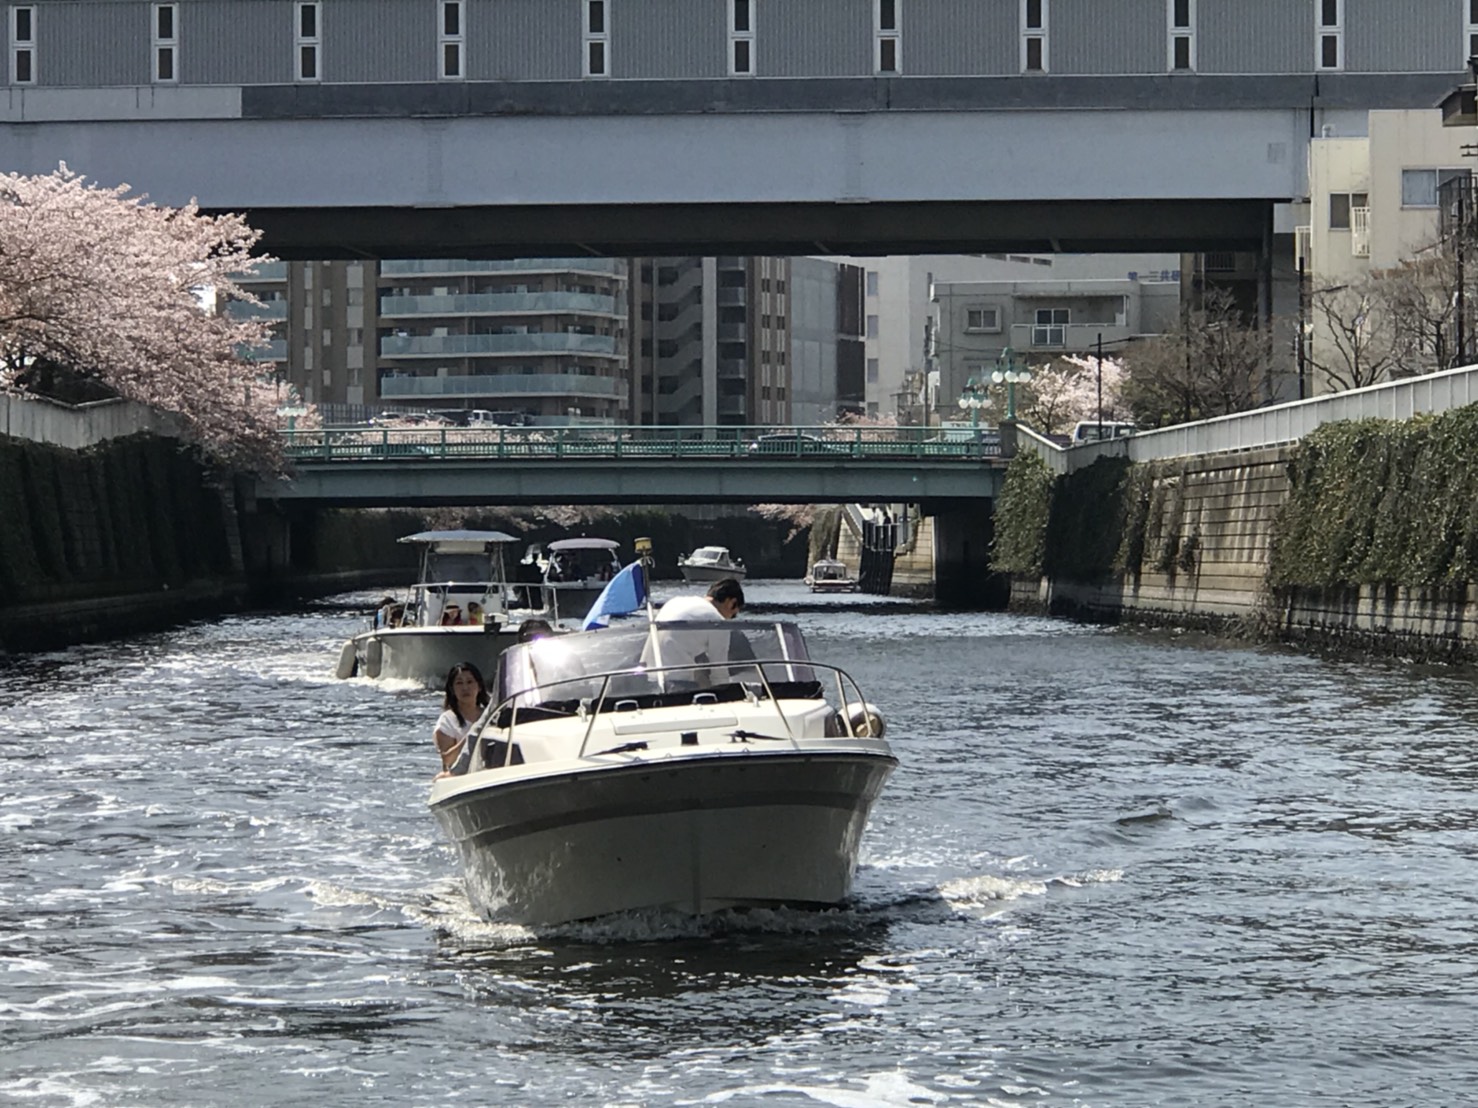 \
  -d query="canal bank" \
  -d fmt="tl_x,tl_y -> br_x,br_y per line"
996,400 -> 1478,663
